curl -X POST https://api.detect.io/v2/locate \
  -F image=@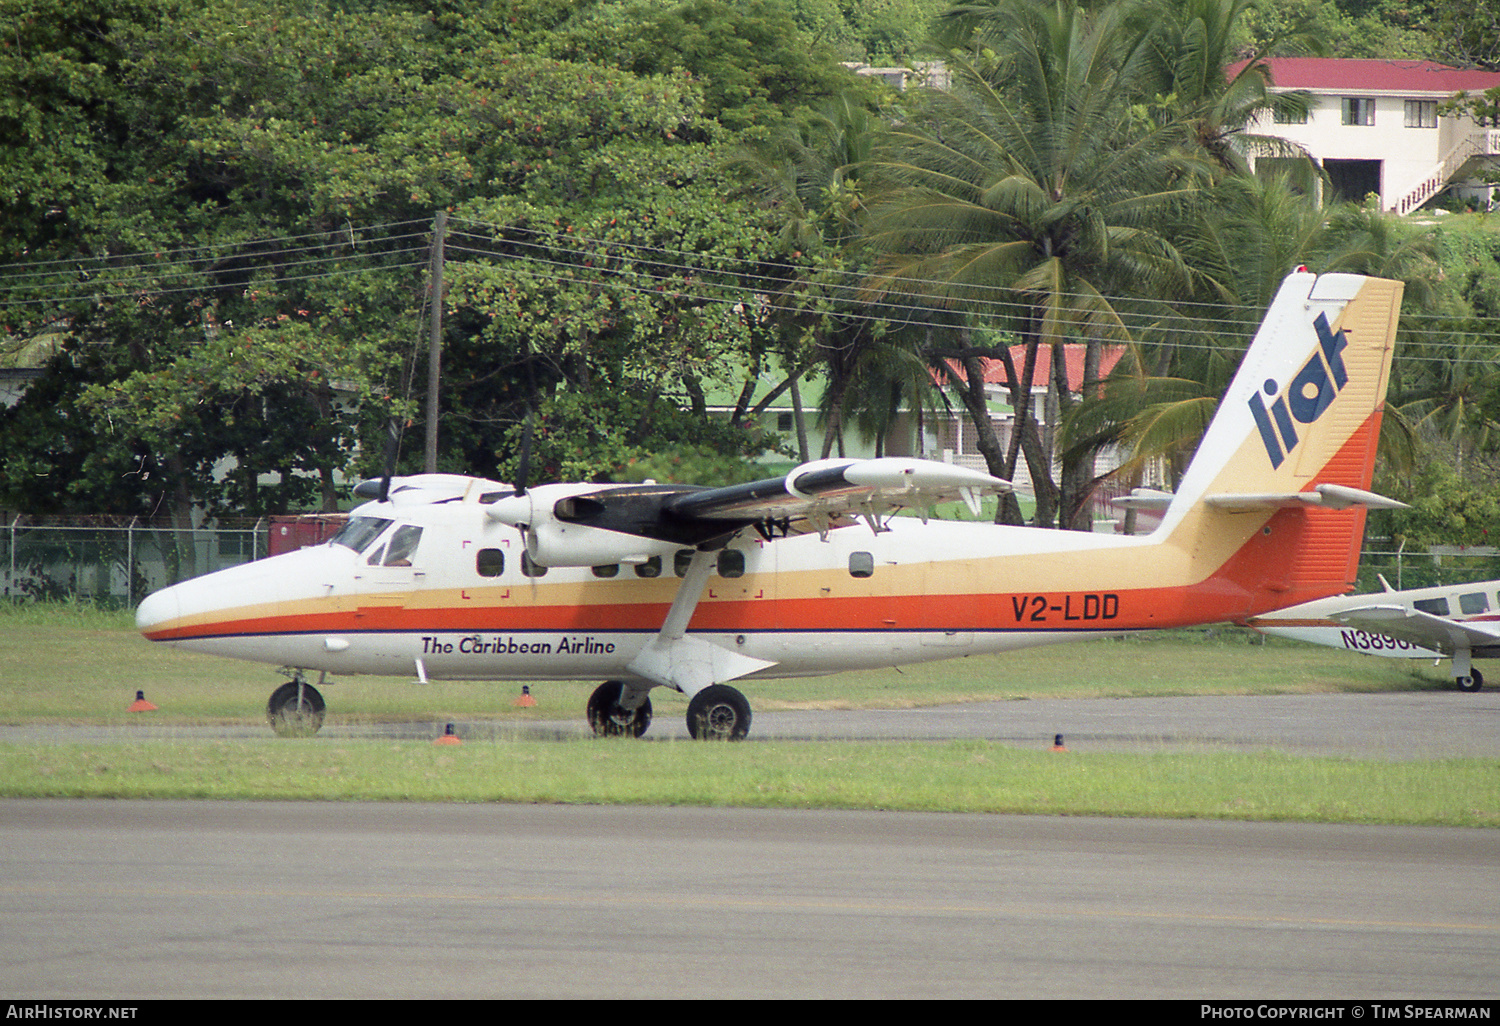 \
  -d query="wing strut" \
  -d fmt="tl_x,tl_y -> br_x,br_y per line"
626,548 -> 777,696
